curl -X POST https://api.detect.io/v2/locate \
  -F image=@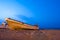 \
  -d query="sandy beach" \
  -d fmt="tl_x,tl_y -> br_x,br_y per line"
0,26 -> 60,40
